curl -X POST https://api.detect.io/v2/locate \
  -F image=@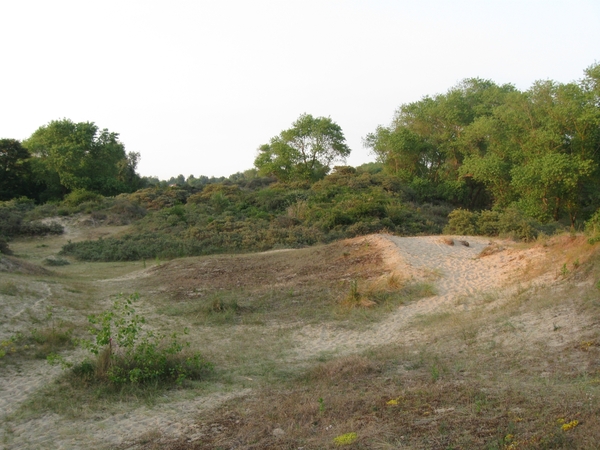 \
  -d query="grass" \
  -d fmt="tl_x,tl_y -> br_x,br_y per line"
0,281 -> 19,296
